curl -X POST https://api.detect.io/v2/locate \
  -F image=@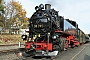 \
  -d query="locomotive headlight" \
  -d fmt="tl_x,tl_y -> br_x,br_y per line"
21,35 -> 27,40
52,36 -> 57,39
22,35 -> 25,39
